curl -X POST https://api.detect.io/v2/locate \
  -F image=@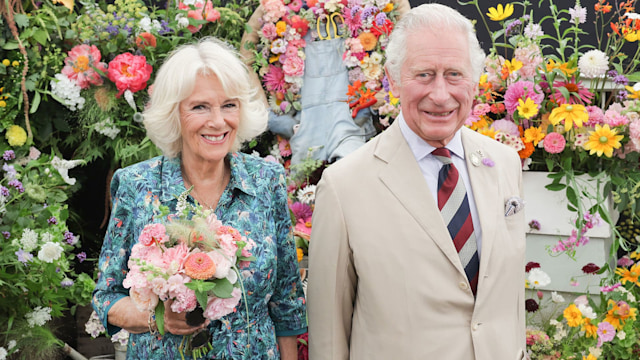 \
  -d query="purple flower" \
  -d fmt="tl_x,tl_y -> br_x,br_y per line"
617,256 -> 635,267
2,231 -> 10,239
0,186 -> 8,197
613,74 -> 628,86
525,299 -> 539,312
482,158 -> 495,167
47,216 -> 58,225
2,164 -> 17,180
60,279 -> 74,288
64,231 -> 76,244
607,69 -> 618,78
505,19 -> 522,37
290,201 -> 313,221
374,12 -> 387,26
159,20 -> 173,35
7,179 -> 24,193
3,150 -> 15,161
528,219 -> 541,231
15,249 -> 33,265
77,252 -> 87,263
